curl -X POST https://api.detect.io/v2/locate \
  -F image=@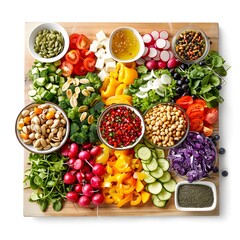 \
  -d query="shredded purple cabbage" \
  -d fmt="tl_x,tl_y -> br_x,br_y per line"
168,132 -> 216,183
